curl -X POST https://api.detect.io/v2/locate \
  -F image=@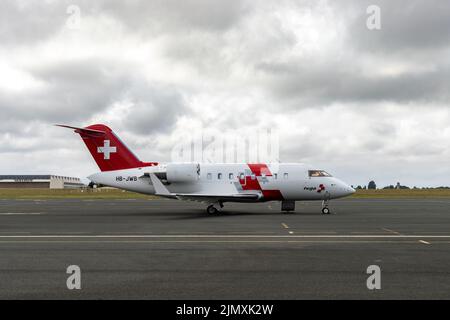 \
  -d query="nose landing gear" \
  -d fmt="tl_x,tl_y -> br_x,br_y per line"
321,198 -> 331,214
321,206 -> 330,214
